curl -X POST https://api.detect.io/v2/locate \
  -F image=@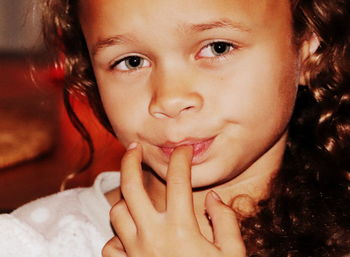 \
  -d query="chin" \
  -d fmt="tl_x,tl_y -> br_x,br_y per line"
190,164 -> 234,189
